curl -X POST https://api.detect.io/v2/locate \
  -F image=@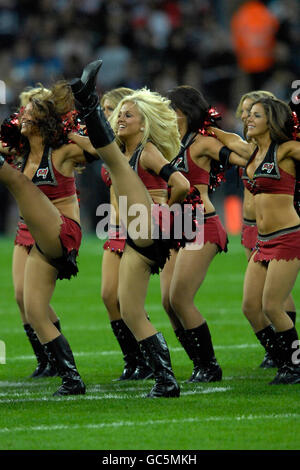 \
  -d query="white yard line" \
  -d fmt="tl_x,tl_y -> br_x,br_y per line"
2,343 -> 259,362
0,412 -> 298,434
0,386 -> 230,405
